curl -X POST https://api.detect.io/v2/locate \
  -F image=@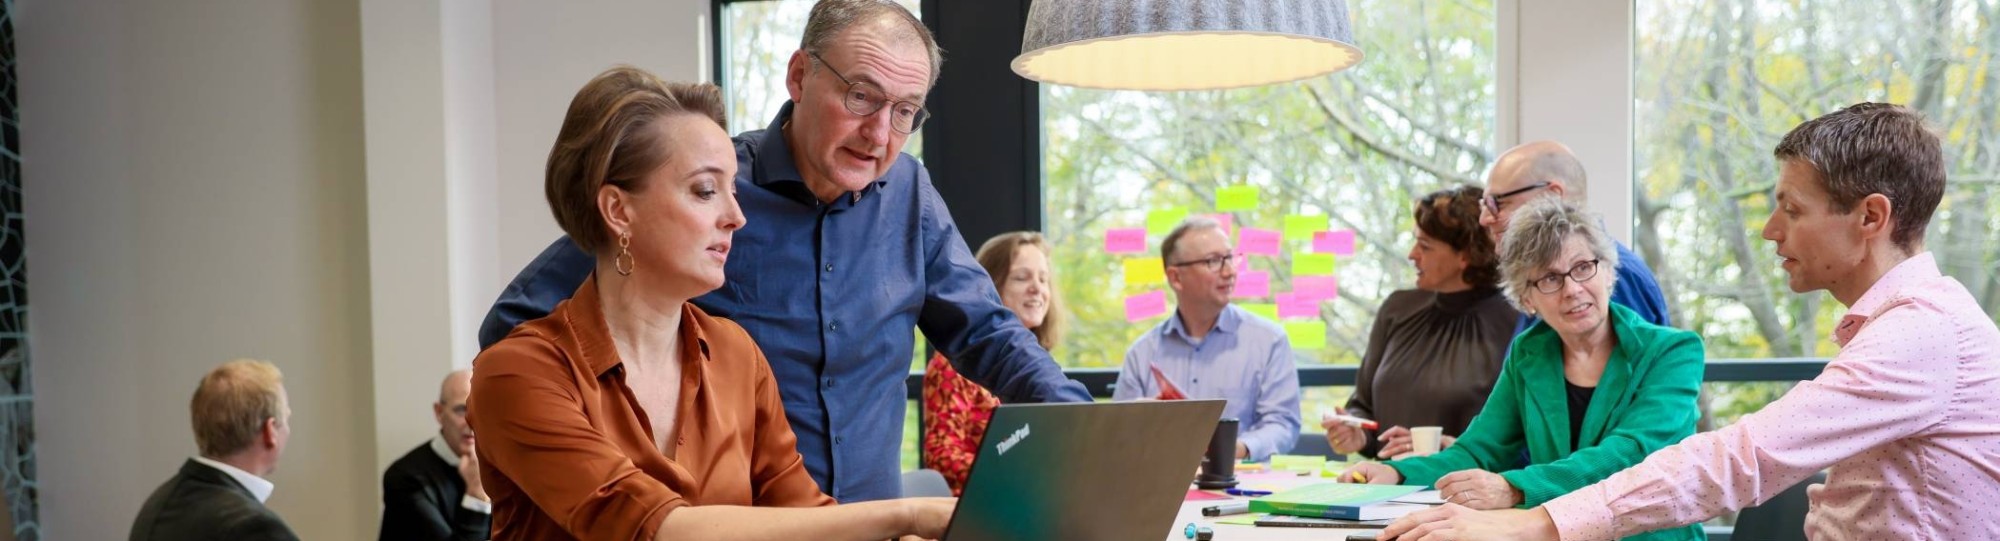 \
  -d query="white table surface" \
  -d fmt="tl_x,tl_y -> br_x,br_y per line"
1157,473 -> 1389,541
